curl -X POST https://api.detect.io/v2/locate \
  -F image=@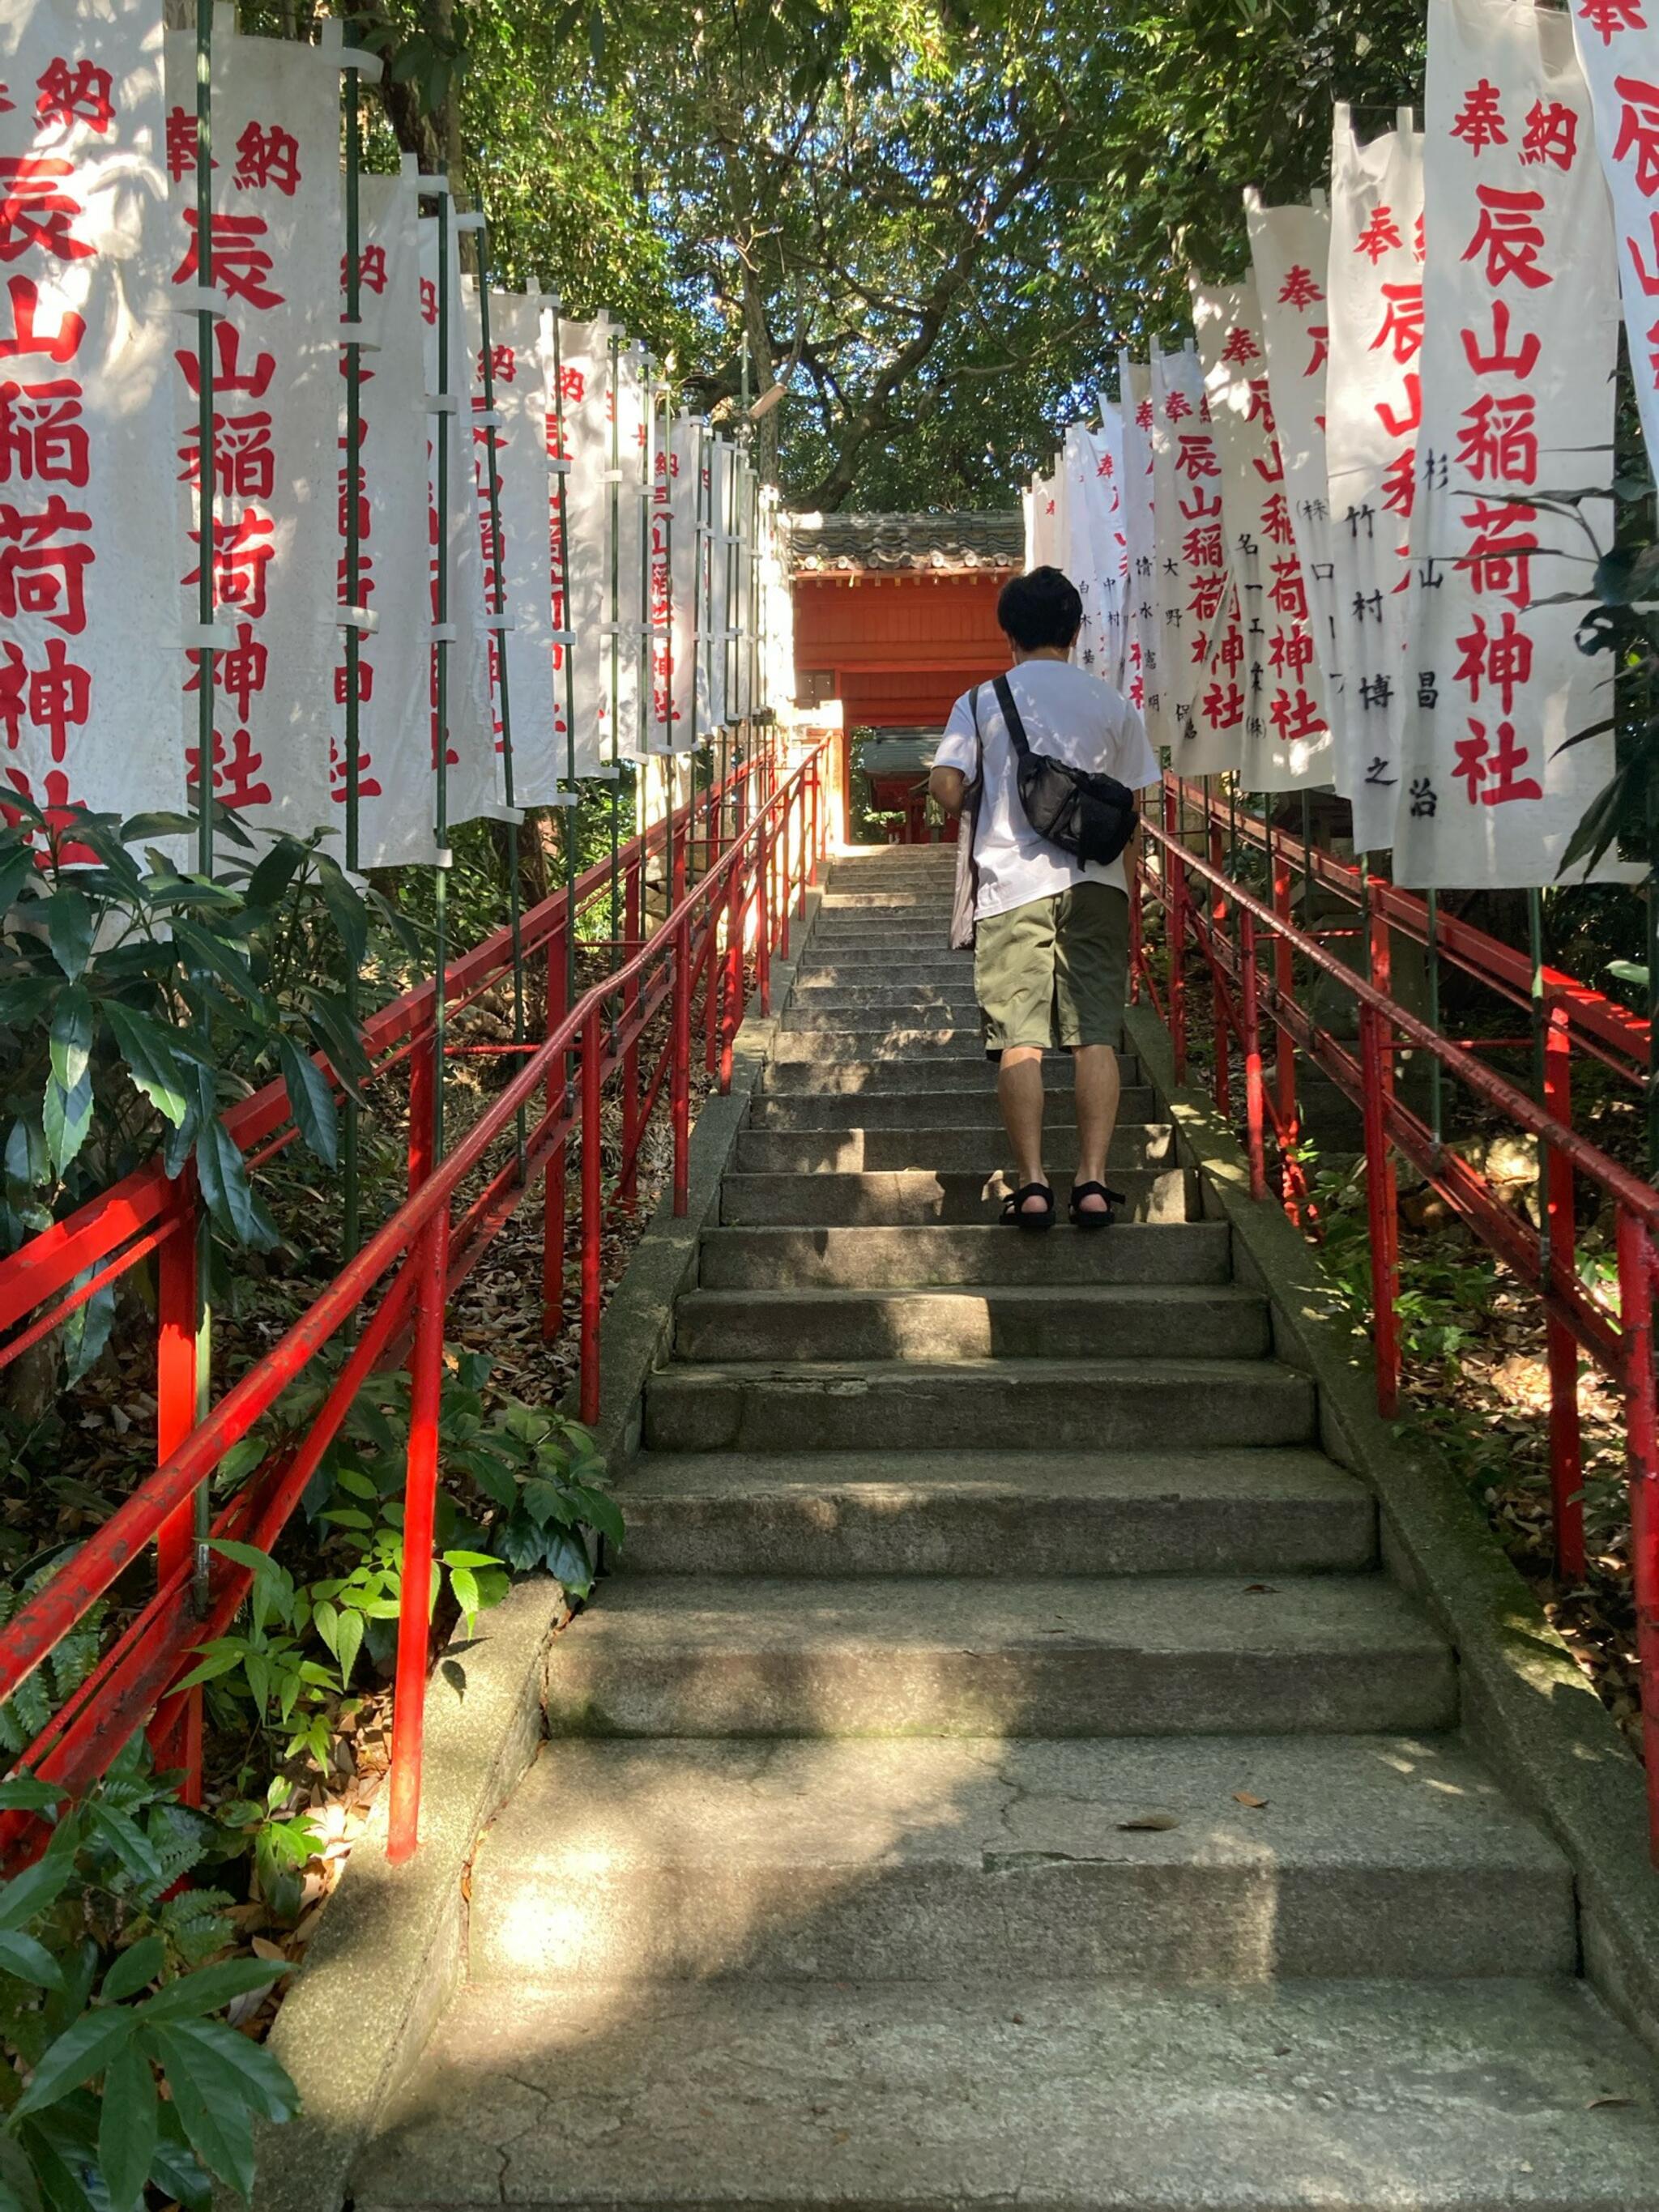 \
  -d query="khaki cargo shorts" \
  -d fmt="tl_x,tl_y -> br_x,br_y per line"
974,882 -> 1129,1059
